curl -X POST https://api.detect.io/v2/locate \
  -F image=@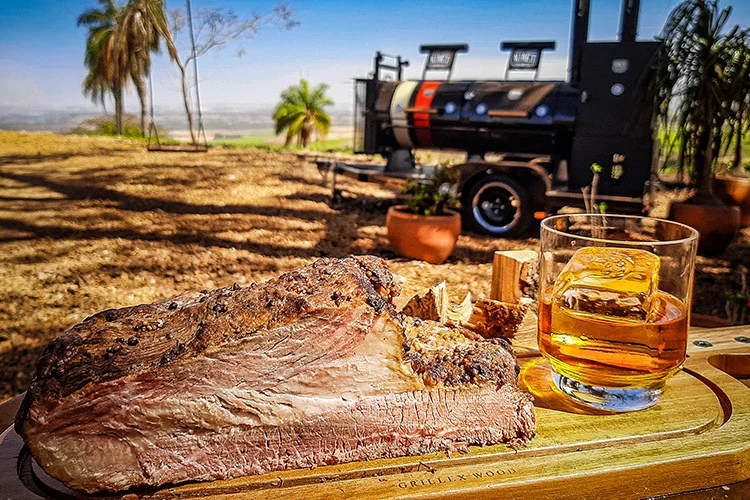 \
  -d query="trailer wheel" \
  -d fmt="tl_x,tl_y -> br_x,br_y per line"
463,174 -> 532,237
